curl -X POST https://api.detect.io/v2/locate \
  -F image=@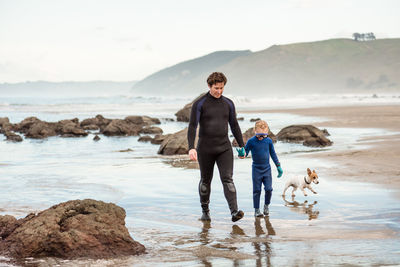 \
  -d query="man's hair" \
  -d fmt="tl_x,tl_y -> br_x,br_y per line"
207,72 -> 227,86
254,120 -> 269,131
